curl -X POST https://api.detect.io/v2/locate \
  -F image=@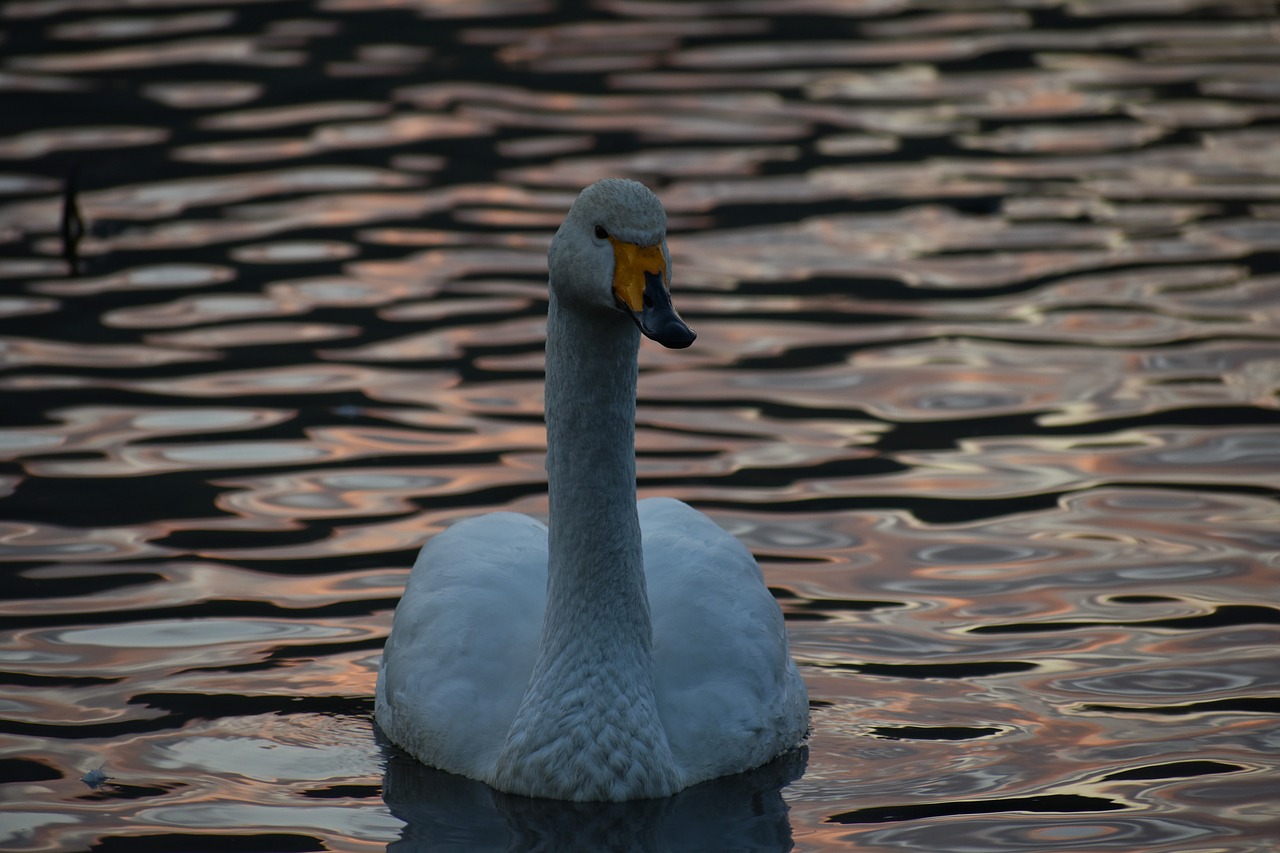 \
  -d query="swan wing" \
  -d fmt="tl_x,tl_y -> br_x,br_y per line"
376,512 -> 548,783
640,498 -> 808,784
